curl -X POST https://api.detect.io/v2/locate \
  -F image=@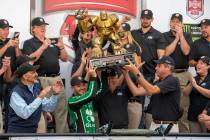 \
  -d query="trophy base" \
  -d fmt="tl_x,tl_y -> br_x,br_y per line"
89,52 -> 135,68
